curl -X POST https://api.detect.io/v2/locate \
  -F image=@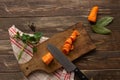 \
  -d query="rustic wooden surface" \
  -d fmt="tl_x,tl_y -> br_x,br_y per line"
0,0 -> 120,80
